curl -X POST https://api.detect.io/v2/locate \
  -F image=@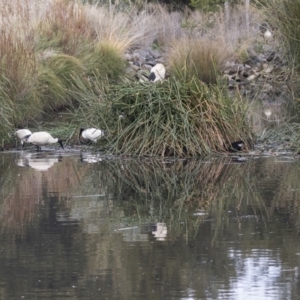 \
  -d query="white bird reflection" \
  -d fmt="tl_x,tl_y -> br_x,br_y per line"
80,153 -> 104,164
16,152 -> 62,171
151,223 -> 168,241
